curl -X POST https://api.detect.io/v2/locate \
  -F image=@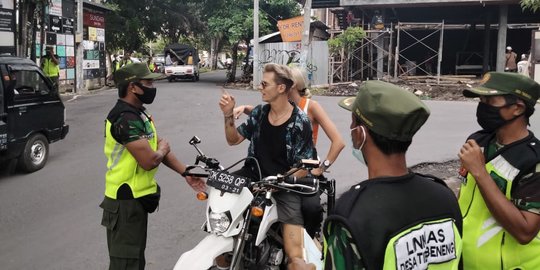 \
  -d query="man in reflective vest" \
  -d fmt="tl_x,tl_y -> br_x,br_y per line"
41,46 -> 60,88
99,63 -> 206,270
458,72 -> 540,270
320,81 -> 462,270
